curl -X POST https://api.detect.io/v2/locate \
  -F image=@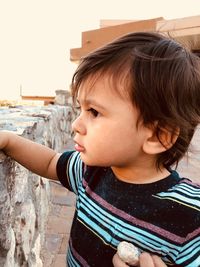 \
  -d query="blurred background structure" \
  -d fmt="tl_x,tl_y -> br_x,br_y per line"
70,16 -> 200,61
0,0 -> 200,101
